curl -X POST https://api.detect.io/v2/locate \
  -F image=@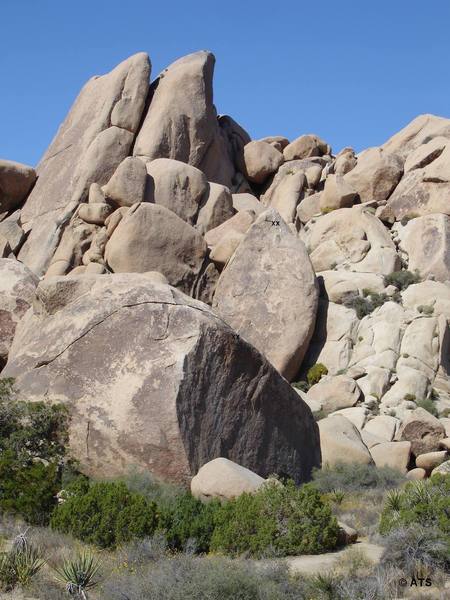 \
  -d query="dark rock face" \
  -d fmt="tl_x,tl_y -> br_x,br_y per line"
3,273 -> 320,484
